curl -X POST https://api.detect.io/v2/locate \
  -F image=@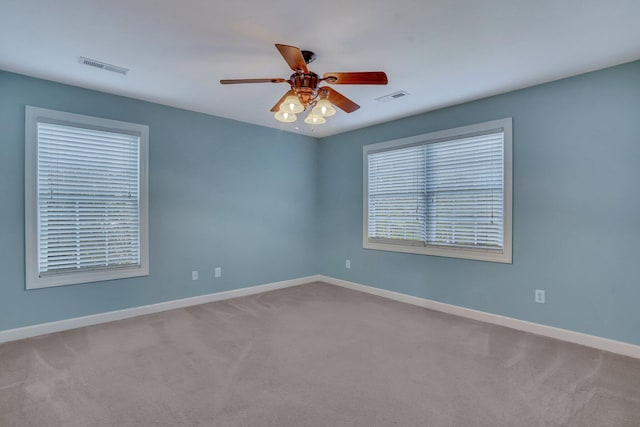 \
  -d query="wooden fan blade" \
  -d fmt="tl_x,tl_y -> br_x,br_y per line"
323,72 -> 388,85
270,90 -> 295,112
220,78 -> 288,84
323,87 -> 360,113
275,44 -> 308,73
